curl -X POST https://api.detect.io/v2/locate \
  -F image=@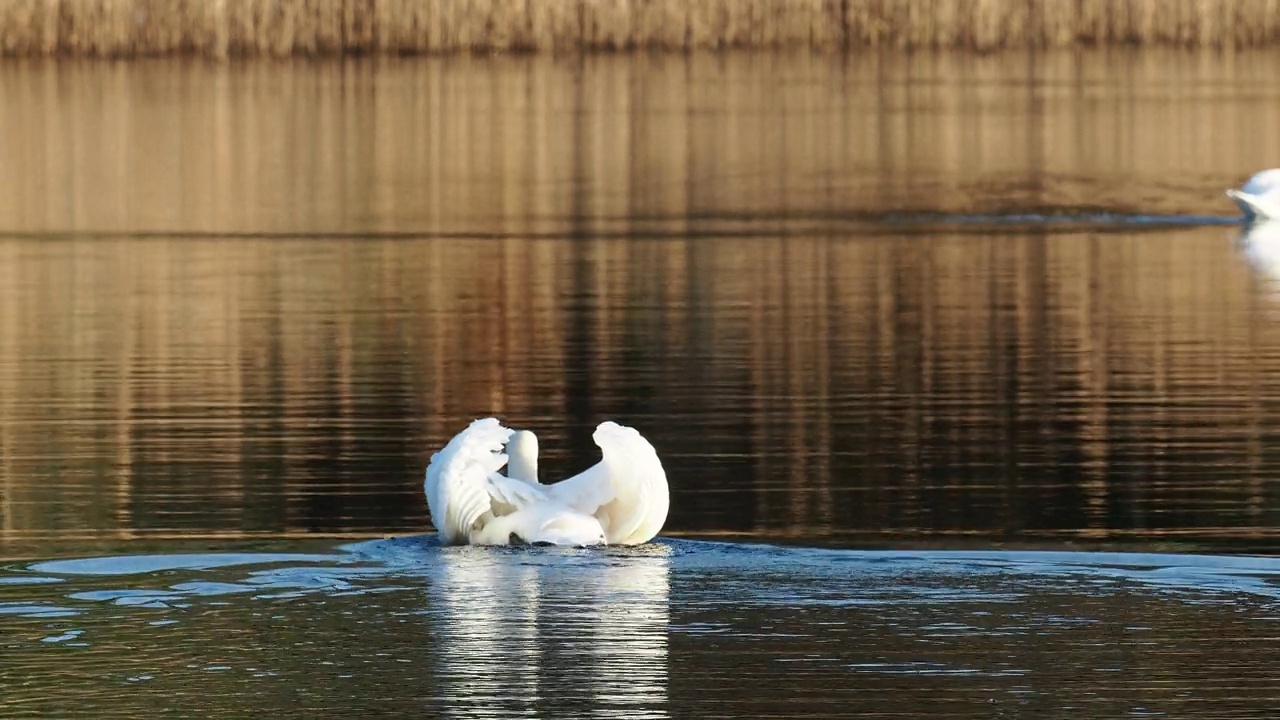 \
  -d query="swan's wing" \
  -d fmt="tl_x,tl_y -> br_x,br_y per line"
486,471 -> 552,509
547,421 -> 669,545
424,418 -> 513,544
542,462 -> 615,517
